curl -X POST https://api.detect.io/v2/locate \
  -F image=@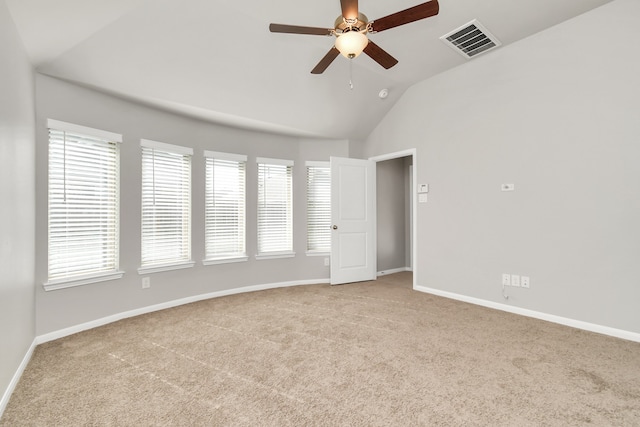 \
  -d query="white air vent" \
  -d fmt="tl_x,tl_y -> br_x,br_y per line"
440,19 -> 501,59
